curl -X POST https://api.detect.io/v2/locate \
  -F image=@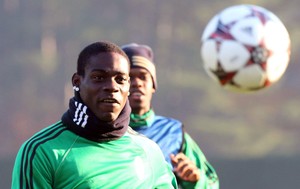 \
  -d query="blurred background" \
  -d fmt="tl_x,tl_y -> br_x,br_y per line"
1,0 -> 299,188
